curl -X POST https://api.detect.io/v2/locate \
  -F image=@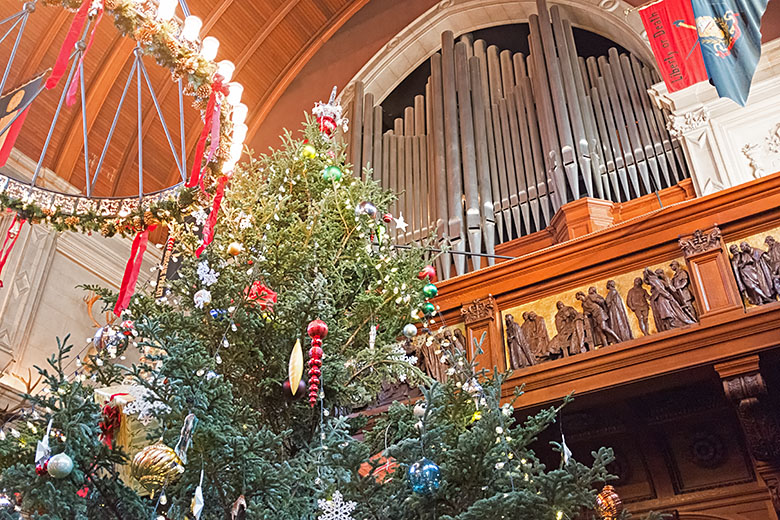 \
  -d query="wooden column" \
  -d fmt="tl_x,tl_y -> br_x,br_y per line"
678,226 -> 742,320
715,356 -> 780,519
460,295 -> 505,372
